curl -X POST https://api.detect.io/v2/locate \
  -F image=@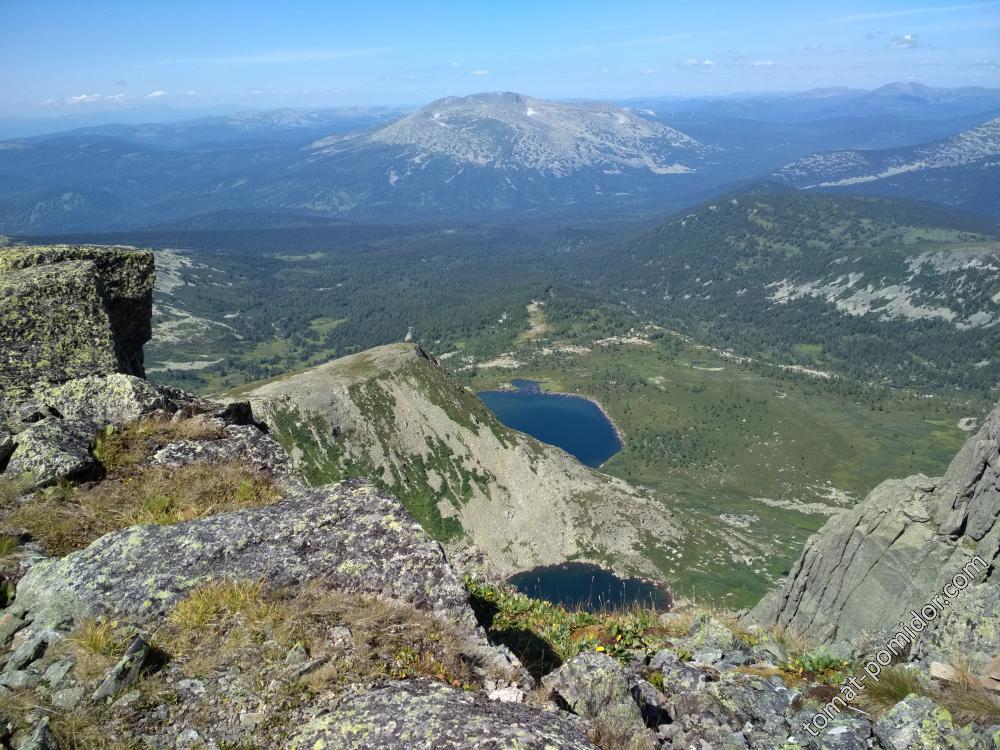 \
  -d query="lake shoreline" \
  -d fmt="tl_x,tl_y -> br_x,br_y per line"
488,379 -> 626,453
